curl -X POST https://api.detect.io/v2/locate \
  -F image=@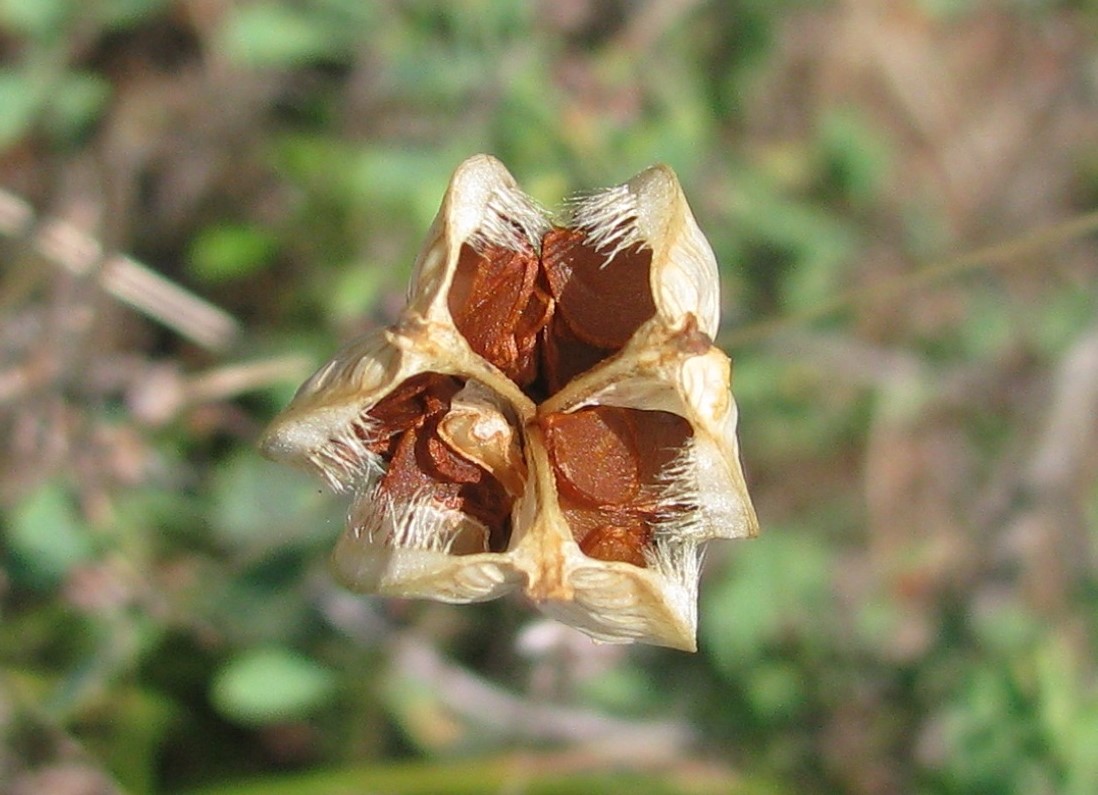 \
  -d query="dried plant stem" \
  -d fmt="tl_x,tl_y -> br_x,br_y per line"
999,321 -> 1098,615
176,754 -> 739,795
388,634 -> 693,753
0,187 -> 239,352
184,355 -> 314,403
317,588 -> 693,757
719,208 -> 1098,350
